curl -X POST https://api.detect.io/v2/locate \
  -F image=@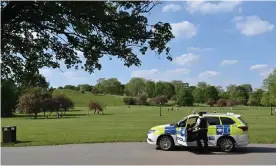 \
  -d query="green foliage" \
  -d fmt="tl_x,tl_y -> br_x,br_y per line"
53,94 -> 74,112
1,79 -> 20,117
1,1 -> 173,83
125,78 -> 146,96
193,88 -> 205,104
95,78 -> 122,95
145,80 -> 156,98
247,89 -> 264,106
205,86 -> 219,106
79,84 -> 93,92
123,97 -> 136,105
176,87 -> 194,106
149,96 -> 168,106
88,101 -> 104,113
17,93 -> 42,119
262,68 -> 276,106
136,95 -> 148,105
